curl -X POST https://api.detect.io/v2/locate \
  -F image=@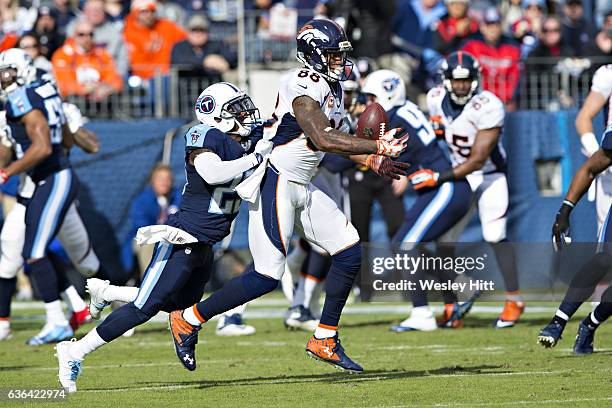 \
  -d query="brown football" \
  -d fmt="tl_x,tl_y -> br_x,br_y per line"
356,102 -> 388,140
